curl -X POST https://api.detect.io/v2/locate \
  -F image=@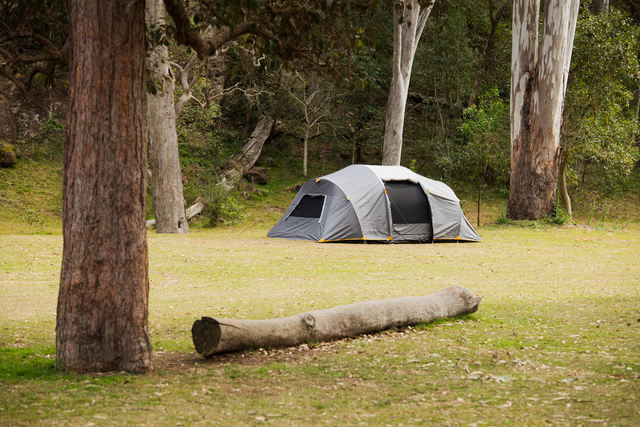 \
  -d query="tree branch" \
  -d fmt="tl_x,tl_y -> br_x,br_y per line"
0,32 -> 67,64
180,53 -> 198,88
0,67 -> 28,96
164,0 -> 285,60
25,65 -> 49,88
163,0 -> 216,58
415,0 -> 436,51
